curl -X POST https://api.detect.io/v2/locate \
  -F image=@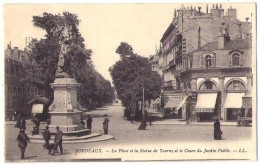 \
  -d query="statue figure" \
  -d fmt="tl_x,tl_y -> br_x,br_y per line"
56,24 -> 71,78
